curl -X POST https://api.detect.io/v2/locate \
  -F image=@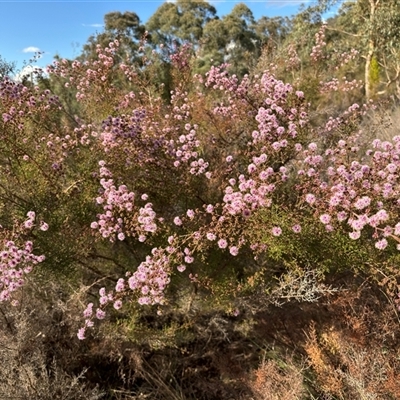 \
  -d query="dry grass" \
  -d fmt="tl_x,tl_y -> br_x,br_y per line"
0,285 -> 104,399
1,259 -> 400,399
249,355 -> 305,400
302,279 -> 400,400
